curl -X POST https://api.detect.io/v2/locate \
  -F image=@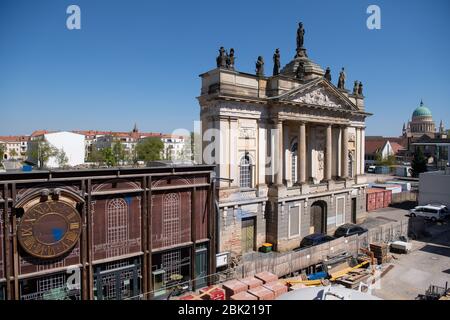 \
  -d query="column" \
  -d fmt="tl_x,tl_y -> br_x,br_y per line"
298,122 -> 306,183
341,125 -> 349,179
257,119 -> 266,186
276,120 -> 283,185
355,128 -> 360,175
326,124 -> 332,180
283,124 -> 290,183
218,117 -> 229,188
229,118 -> 239,187
360,128 -> 365,174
